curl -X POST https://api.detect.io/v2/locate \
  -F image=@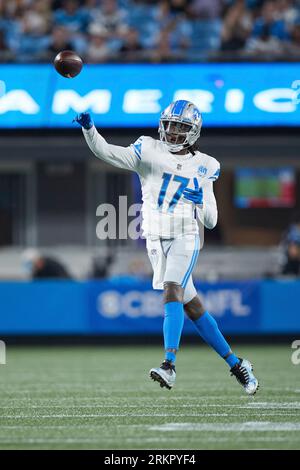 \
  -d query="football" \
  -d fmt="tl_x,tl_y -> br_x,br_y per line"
54,50 -> 83,78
